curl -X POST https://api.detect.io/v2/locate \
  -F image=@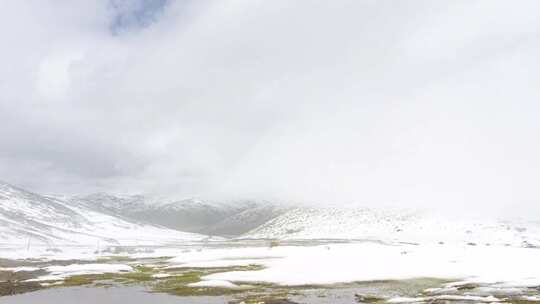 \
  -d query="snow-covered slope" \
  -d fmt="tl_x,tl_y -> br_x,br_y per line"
71,194 -> 287,236
200,203 -> 287,236
244,207 -> 540,247
0,182 -> 205,247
